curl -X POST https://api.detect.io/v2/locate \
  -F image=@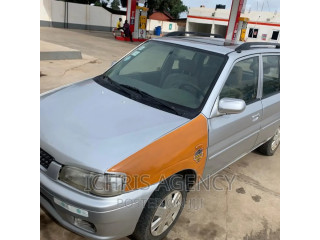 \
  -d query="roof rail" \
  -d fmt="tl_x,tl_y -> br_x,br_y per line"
163,31 -> 224,38
235,42 -> 280,52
